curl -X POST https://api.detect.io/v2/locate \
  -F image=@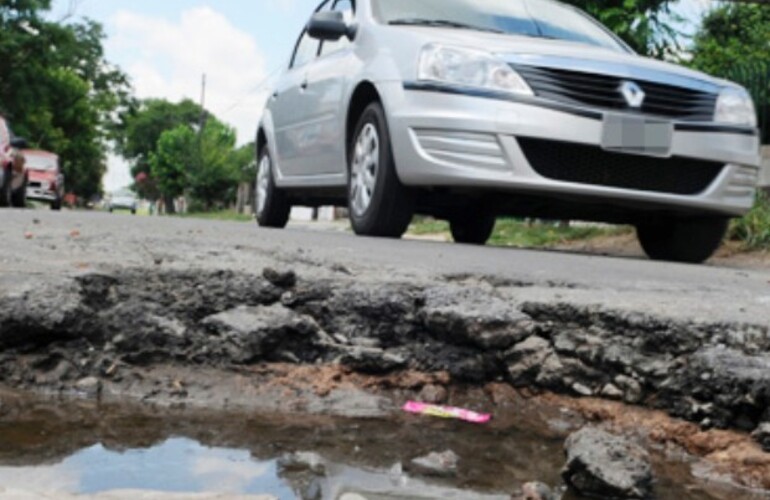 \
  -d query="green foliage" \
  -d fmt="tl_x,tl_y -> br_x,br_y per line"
563,0 -> 679,57
116,99 -> 204,200
131,102 -> 243,210
150,125 -> 196,200
409,218 -> 630,247
689,3 -> 770,76
0,2 -> 132,199
187,120 -> 240,209
729,192 -> 770,250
